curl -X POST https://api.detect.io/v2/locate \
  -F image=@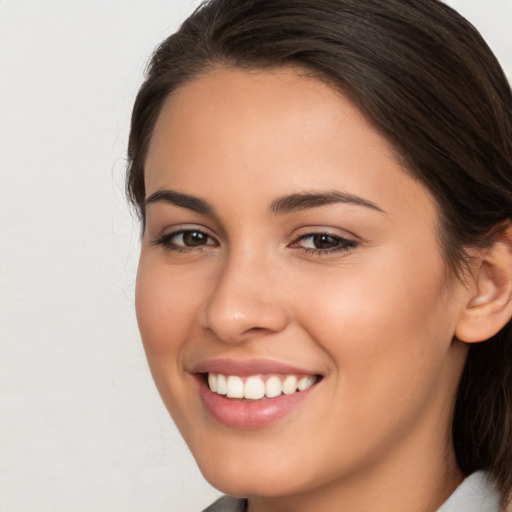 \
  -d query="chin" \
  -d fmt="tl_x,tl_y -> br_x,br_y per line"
202,471 -> 296,499
195,450 -> 310,499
